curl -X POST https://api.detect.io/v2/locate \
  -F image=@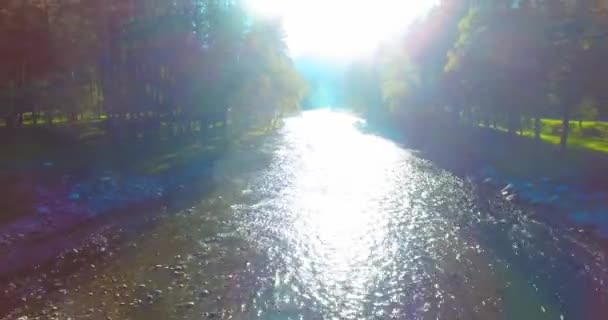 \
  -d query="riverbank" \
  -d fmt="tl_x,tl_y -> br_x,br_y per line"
390,119 -> 608,240
0,126 -> 232,278
0,115 -> 285,277
0,128 -> 274,318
